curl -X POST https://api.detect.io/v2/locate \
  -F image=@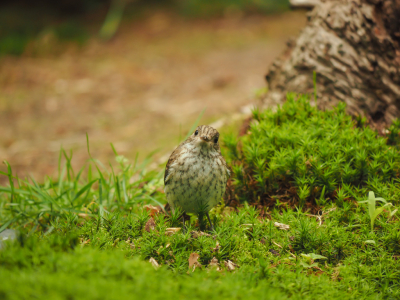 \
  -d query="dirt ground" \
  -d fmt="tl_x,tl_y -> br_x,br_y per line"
0,10 -> 307,183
